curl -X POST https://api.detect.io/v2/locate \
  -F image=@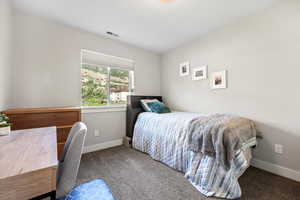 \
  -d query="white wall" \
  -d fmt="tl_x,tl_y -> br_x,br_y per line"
0,0 -> 12,110
10,0 -> 300,178
161,0 -> 300,173
12,11 -> 161,147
